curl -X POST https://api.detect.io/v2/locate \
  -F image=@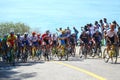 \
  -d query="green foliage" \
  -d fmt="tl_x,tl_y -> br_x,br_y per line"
0,22 -> 30,35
